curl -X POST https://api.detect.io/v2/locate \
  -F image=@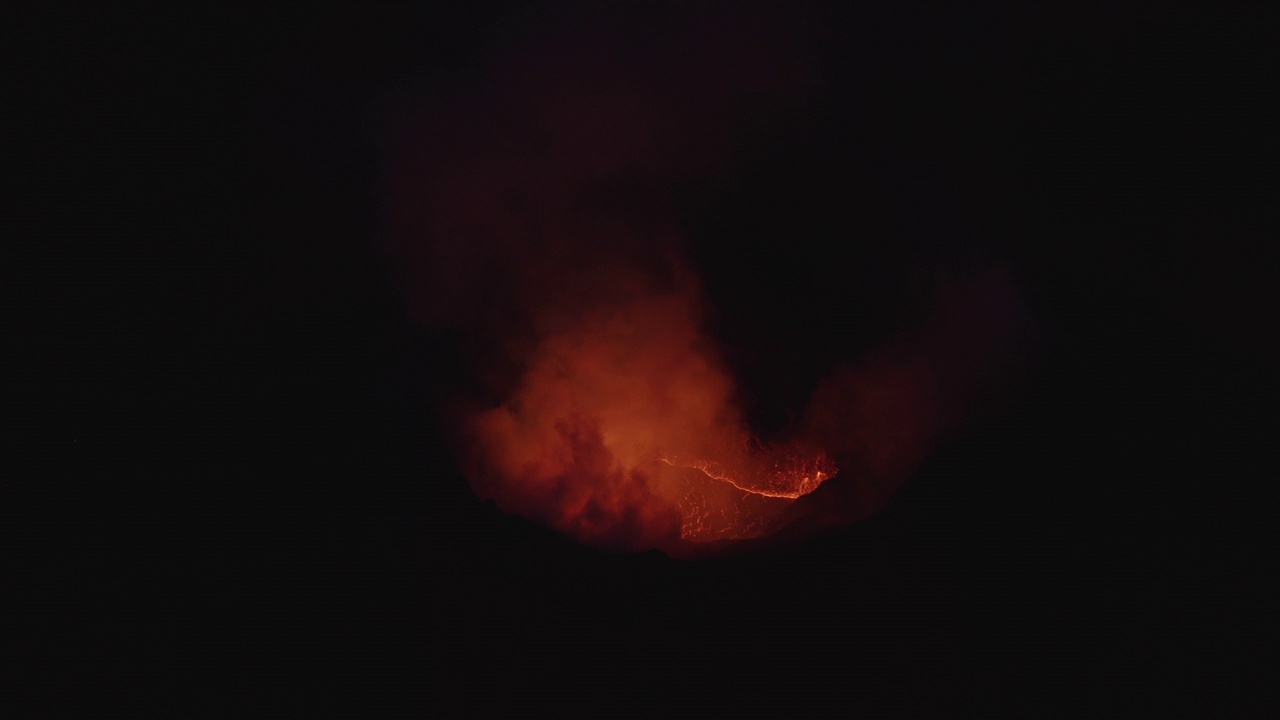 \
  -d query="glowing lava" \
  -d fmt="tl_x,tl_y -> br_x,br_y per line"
658,453 -> 833,500
460,273 -> 837,553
